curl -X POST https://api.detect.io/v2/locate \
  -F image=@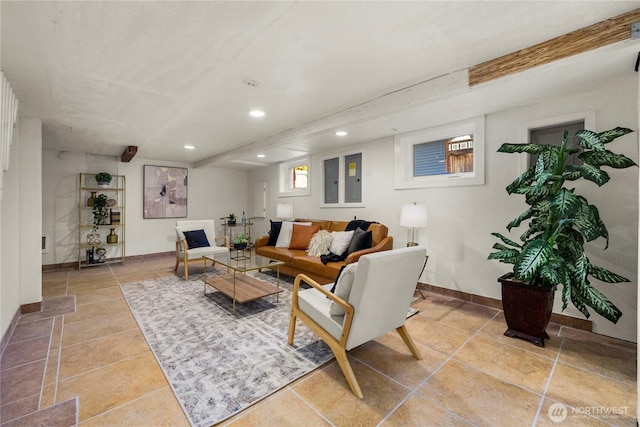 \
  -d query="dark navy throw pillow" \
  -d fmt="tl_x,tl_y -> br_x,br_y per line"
183,229 -> 210,249
267,220 -> 282,246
